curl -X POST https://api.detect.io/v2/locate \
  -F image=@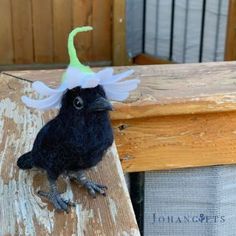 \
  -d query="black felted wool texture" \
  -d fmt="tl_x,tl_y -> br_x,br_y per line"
17,85 -> 114,180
